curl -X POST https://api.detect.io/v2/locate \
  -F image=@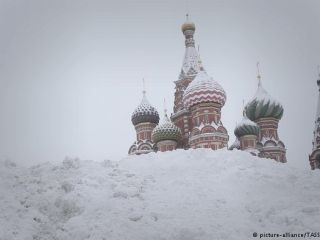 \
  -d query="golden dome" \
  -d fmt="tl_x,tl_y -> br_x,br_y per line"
181,21 -> 195,33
